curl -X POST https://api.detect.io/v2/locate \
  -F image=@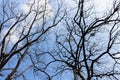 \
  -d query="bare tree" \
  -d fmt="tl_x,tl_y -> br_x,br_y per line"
2,0 -> 120,80
39,0 -> 120,80
0,0 -> 64,80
